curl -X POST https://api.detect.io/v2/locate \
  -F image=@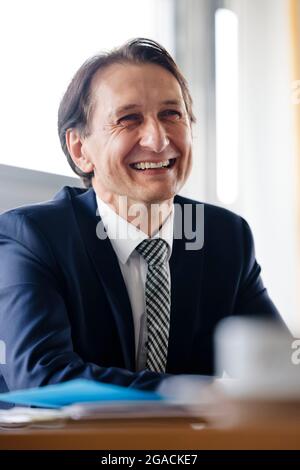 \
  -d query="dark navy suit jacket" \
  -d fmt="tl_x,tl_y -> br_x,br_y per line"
0,187 -> 280,392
